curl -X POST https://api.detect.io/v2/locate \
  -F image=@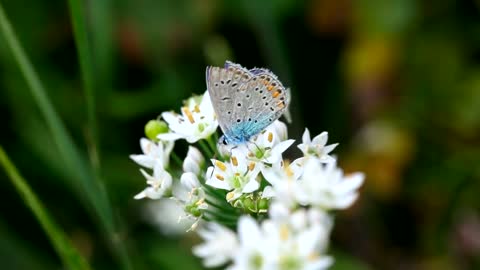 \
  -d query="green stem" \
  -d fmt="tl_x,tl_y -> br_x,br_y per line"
198,140 -> 214,158
0,147 -> 91,270
170,151 -> 183,169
